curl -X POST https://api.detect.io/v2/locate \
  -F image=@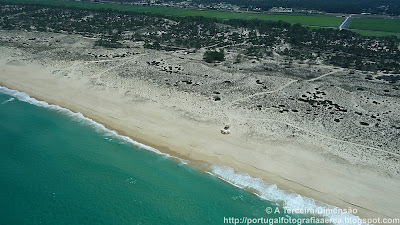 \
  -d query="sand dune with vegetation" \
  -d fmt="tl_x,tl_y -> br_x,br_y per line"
1,30 -> 400,222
